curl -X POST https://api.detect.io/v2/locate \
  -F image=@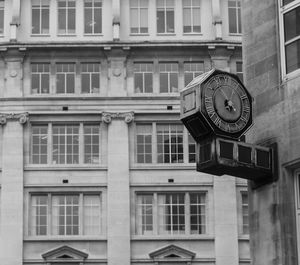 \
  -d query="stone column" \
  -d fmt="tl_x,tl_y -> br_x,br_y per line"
104,112 -> 134,265
0,112 -> 28,265
214,175 -> 239,265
